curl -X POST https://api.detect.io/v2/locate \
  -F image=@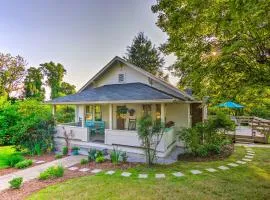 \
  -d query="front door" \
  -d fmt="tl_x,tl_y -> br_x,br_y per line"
117,106 -> 126,130
191,103 -> 203,127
